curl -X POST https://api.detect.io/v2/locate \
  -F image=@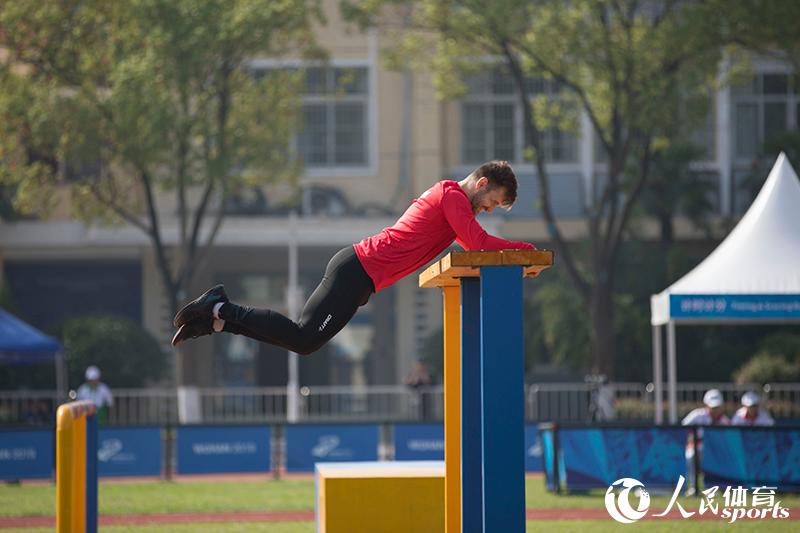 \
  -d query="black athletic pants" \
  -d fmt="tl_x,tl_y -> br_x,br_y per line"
219,245 -> 374,355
